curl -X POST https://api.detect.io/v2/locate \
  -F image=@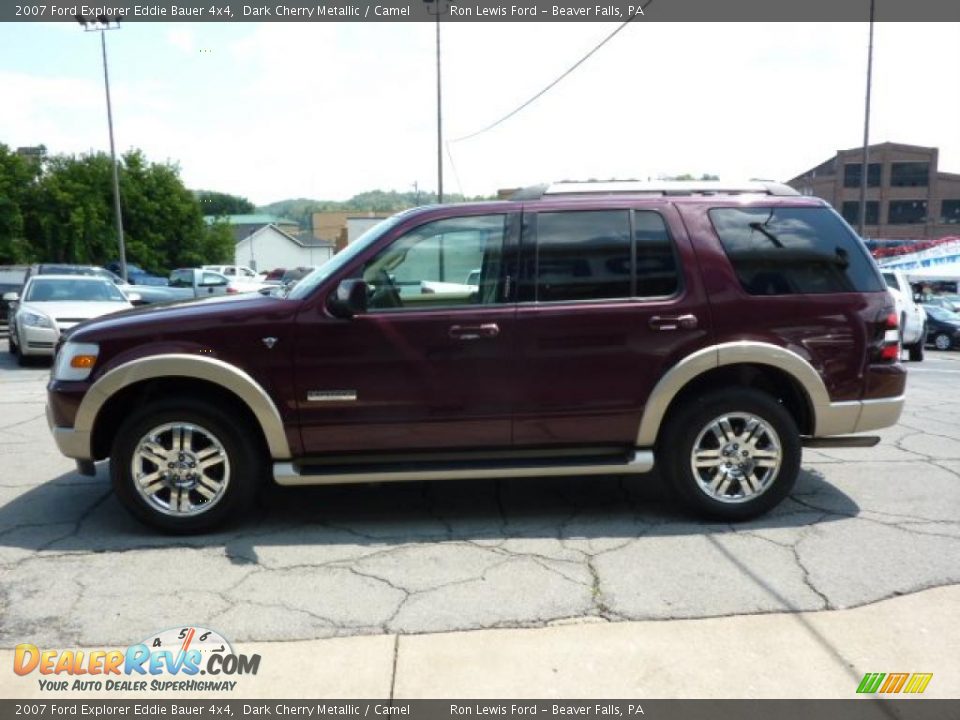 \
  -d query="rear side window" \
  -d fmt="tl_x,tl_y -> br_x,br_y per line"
533,210 -> 678,302
709,207 -> 884,295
